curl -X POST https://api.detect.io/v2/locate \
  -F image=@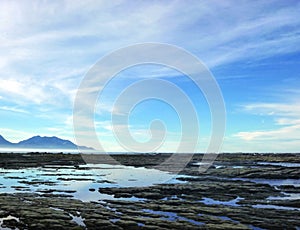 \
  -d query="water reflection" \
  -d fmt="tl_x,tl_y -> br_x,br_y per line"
0,164 -> 183,202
